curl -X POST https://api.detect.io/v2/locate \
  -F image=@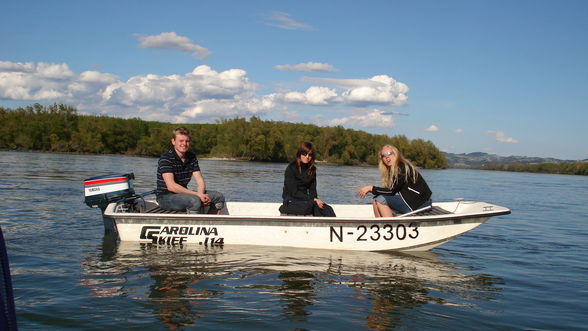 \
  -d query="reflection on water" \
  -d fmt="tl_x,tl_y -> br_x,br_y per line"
80,237 -> 503,330
278,271 -> 314,322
